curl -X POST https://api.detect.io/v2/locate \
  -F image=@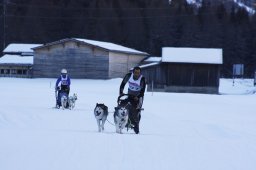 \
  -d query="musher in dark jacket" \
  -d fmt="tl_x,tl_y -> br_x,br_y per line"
119,66 -> 146,134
